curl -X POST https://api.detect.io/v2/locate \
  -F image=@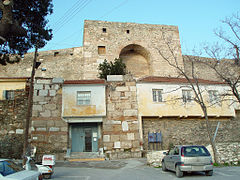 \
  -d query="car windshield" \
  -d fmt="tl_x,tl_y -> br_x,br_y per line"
181,146 -> 210,157
0,160 -> 24,176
